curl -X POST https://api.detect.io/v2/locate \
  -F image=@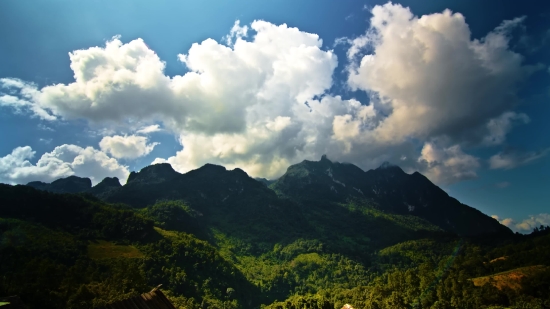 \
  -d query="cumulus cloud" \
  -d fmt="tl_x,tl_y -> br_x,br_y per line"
493,213 -> 550,233
0,145 -> 129,185
1,20 -> 341,179
417,142 -> 480,185
489,148 -> 550,169
346,3 -> 535,144
12,21 -> 335,136
0,7 -> 537,183
99,135 -> 159,159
